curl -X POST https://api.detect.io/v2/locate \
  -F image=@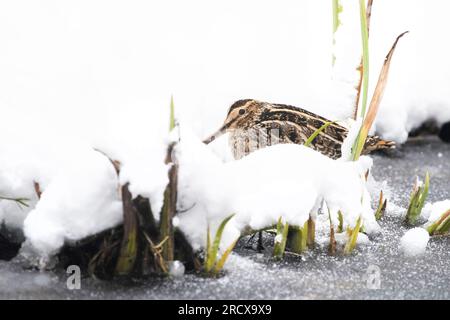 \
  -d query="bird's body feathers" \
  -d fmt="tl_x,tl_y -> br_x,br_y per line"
204,99 -> 395,160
